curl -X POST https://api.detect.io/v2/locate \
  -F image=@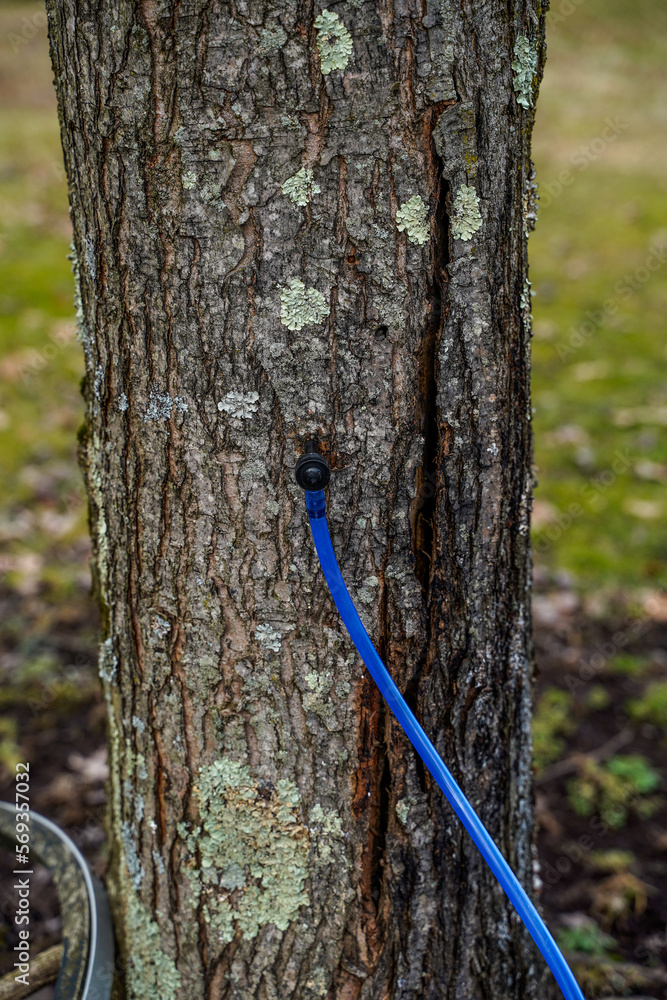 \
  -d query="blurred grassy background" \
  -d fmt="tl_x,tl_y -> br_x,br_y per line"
0,3 -> 100,795
530,0 -> 667,593
0,1 -> 88,609
0,0 -> 665,606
